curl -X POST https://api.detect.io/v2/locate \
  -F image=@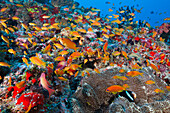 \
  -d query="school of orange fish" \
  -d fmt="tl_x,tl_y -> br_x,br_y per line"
0,1 -> 169,112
